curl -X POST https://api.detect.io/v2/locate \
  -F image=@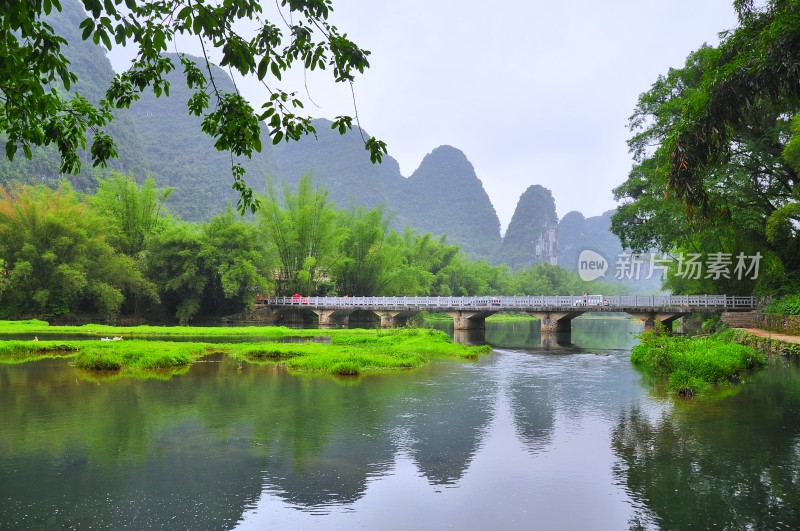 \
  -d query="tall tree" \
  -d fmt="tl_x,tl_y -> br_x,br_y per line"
1,0 -> 386,214
92,172 -> 172,256
656,0 -> 800,214
145,222 -> 207,323
145,209 -> 270,323
200,206 -> 271,313
331,206 -> 403,296
258,175 -> 339,295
